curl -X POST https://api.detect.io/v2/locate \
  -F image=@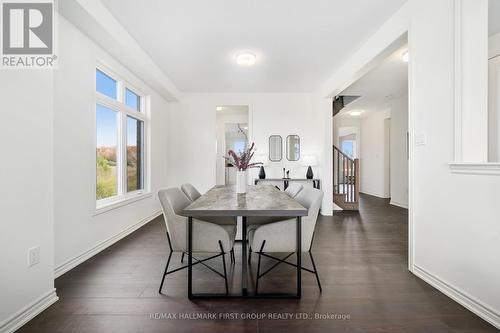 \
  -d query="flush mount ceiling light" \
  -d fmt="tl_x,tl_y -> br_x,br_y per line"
350,111 -> 363,117
236,52 -> 257,66
402,51 -> 409,62
216,106 -> 224,111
